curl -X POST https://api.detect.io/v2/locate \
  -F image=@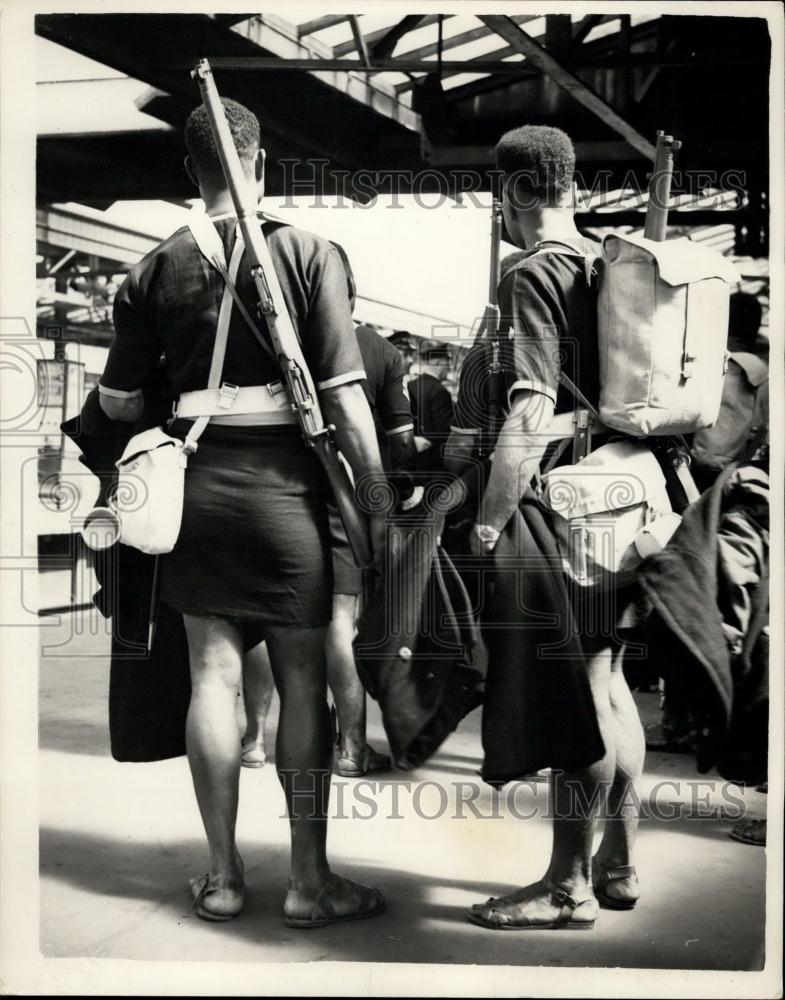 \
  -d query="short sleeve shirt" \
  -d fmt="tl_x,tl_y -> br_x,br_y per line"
497,237 -> 600,419
409,373 -> 454,442
354,325 -> 414,438
100,213 -> 365,401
